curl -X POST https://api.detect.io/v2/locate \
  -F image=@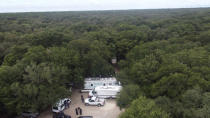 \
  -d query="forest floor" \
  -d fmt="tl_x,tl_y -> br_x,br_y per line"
38,89 -> 123,118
